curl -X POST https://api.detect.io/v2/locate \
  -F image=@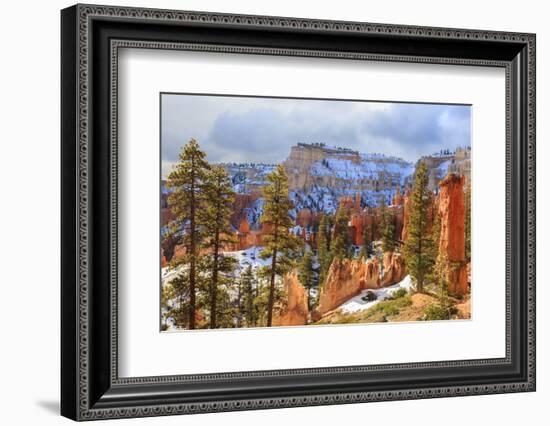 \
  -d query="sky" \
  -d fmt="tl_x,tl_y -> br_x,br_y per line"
161,93 -> 471,178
